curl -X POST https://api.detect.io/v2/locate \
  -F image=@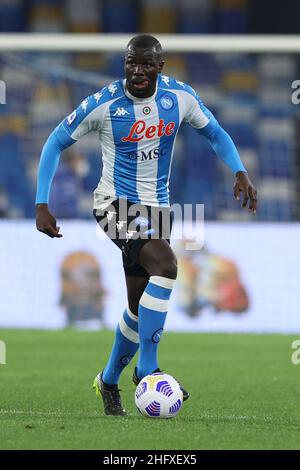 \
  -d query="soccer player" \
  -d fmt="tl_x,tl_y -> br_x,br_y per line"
36,34 -> 257,415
